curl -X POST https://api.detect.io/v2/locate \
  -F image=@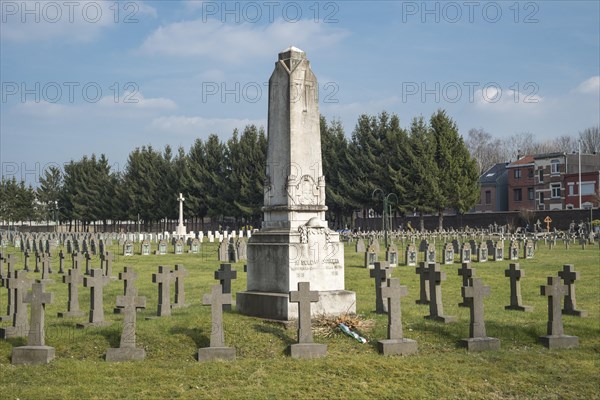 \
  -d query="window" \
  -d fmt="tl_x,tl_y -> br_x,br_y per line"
551,183 -> 561,198
485,191 -> 491,205
514,169 -> 521,179
568,185 -> 575,196
538,169 -> 544,182
551,159 -> 560,174
581,182 -> 595,196
514,188 -> 522,201
528,188 -> 534,200
539,192 -> 545,204
528,168 -> 534,178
